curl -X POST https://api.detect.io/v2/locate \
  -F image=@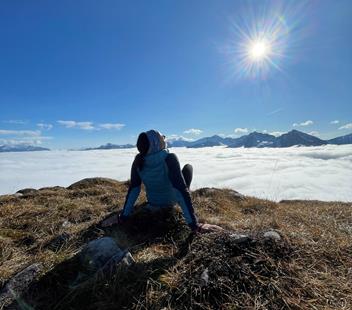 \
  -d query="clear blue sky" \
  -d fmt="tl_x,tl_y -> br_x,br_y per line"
0,0 -> 351,149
